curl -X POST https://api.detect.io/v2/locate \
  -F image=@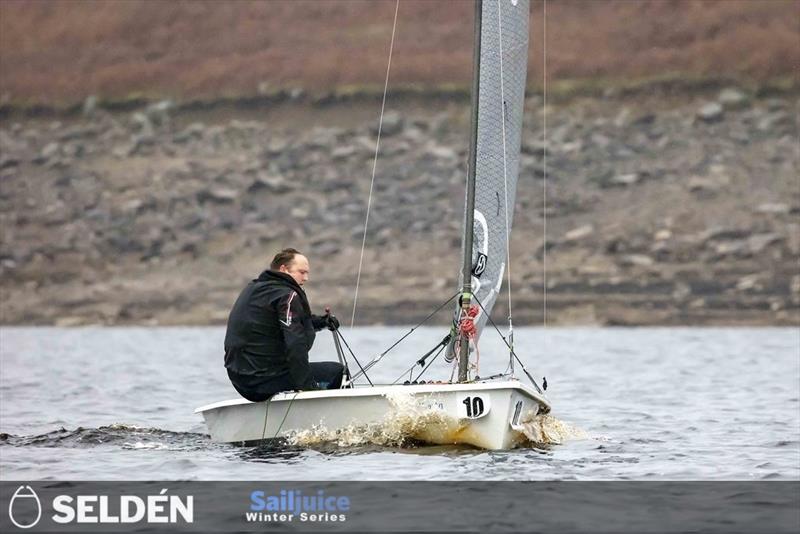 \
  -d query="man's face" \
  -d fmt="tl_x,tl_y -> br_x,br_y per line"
280,254 -> 310,286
